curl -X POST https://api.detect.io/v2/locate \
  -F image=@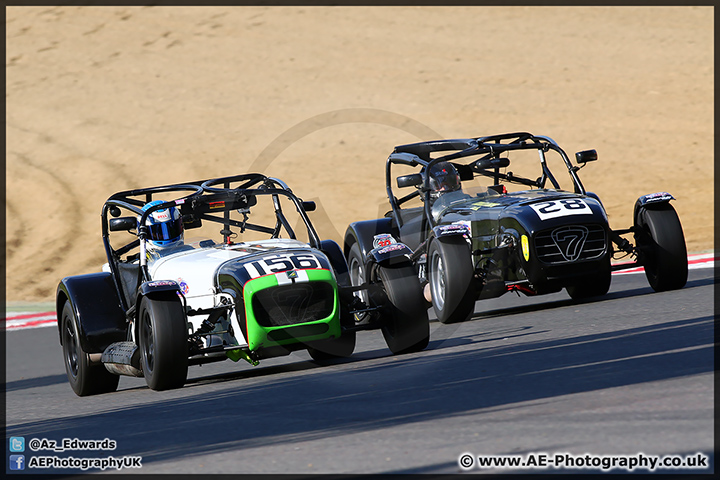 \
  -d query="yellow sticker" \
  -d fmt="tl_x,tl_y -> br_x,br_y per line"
470,201 -> 498,210
521,235 -> 530,262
